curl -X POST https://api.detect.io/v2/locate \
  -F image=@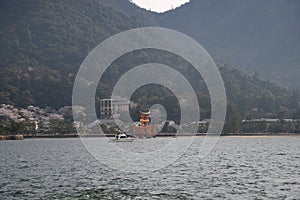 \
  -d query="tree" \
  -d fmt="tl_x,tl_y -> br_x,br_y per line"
9,121 -> 24,134
161,122 -> 177,133
223,103 -> 242,134
293,109 -> 300,119
0,124 -> 4,134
